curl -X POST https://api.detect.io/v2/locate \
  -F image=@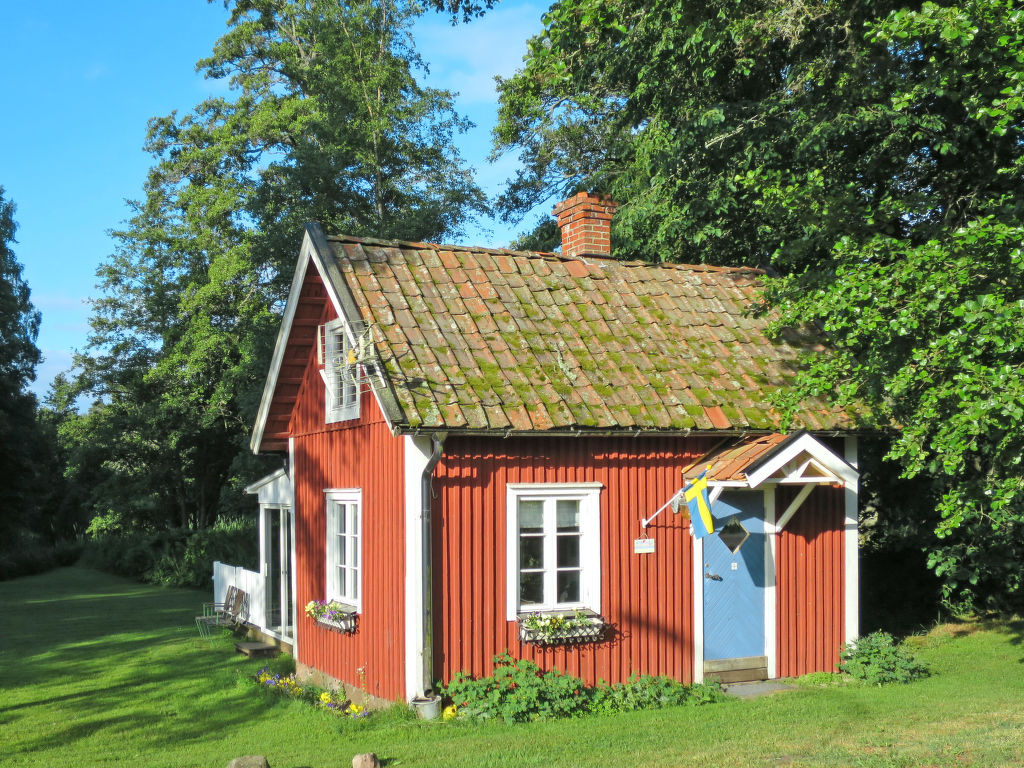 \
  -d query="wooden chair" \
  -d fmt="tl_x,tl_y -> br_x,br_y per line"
195,586 -> 248,639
